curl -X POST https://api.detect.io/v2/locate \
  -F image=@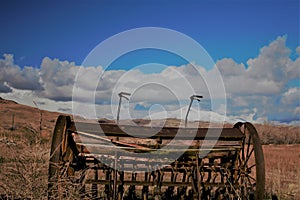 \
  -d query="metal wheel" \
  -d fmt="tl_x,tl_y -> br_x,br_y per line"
234,122 -> 265,200
48,115 -> 80,199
